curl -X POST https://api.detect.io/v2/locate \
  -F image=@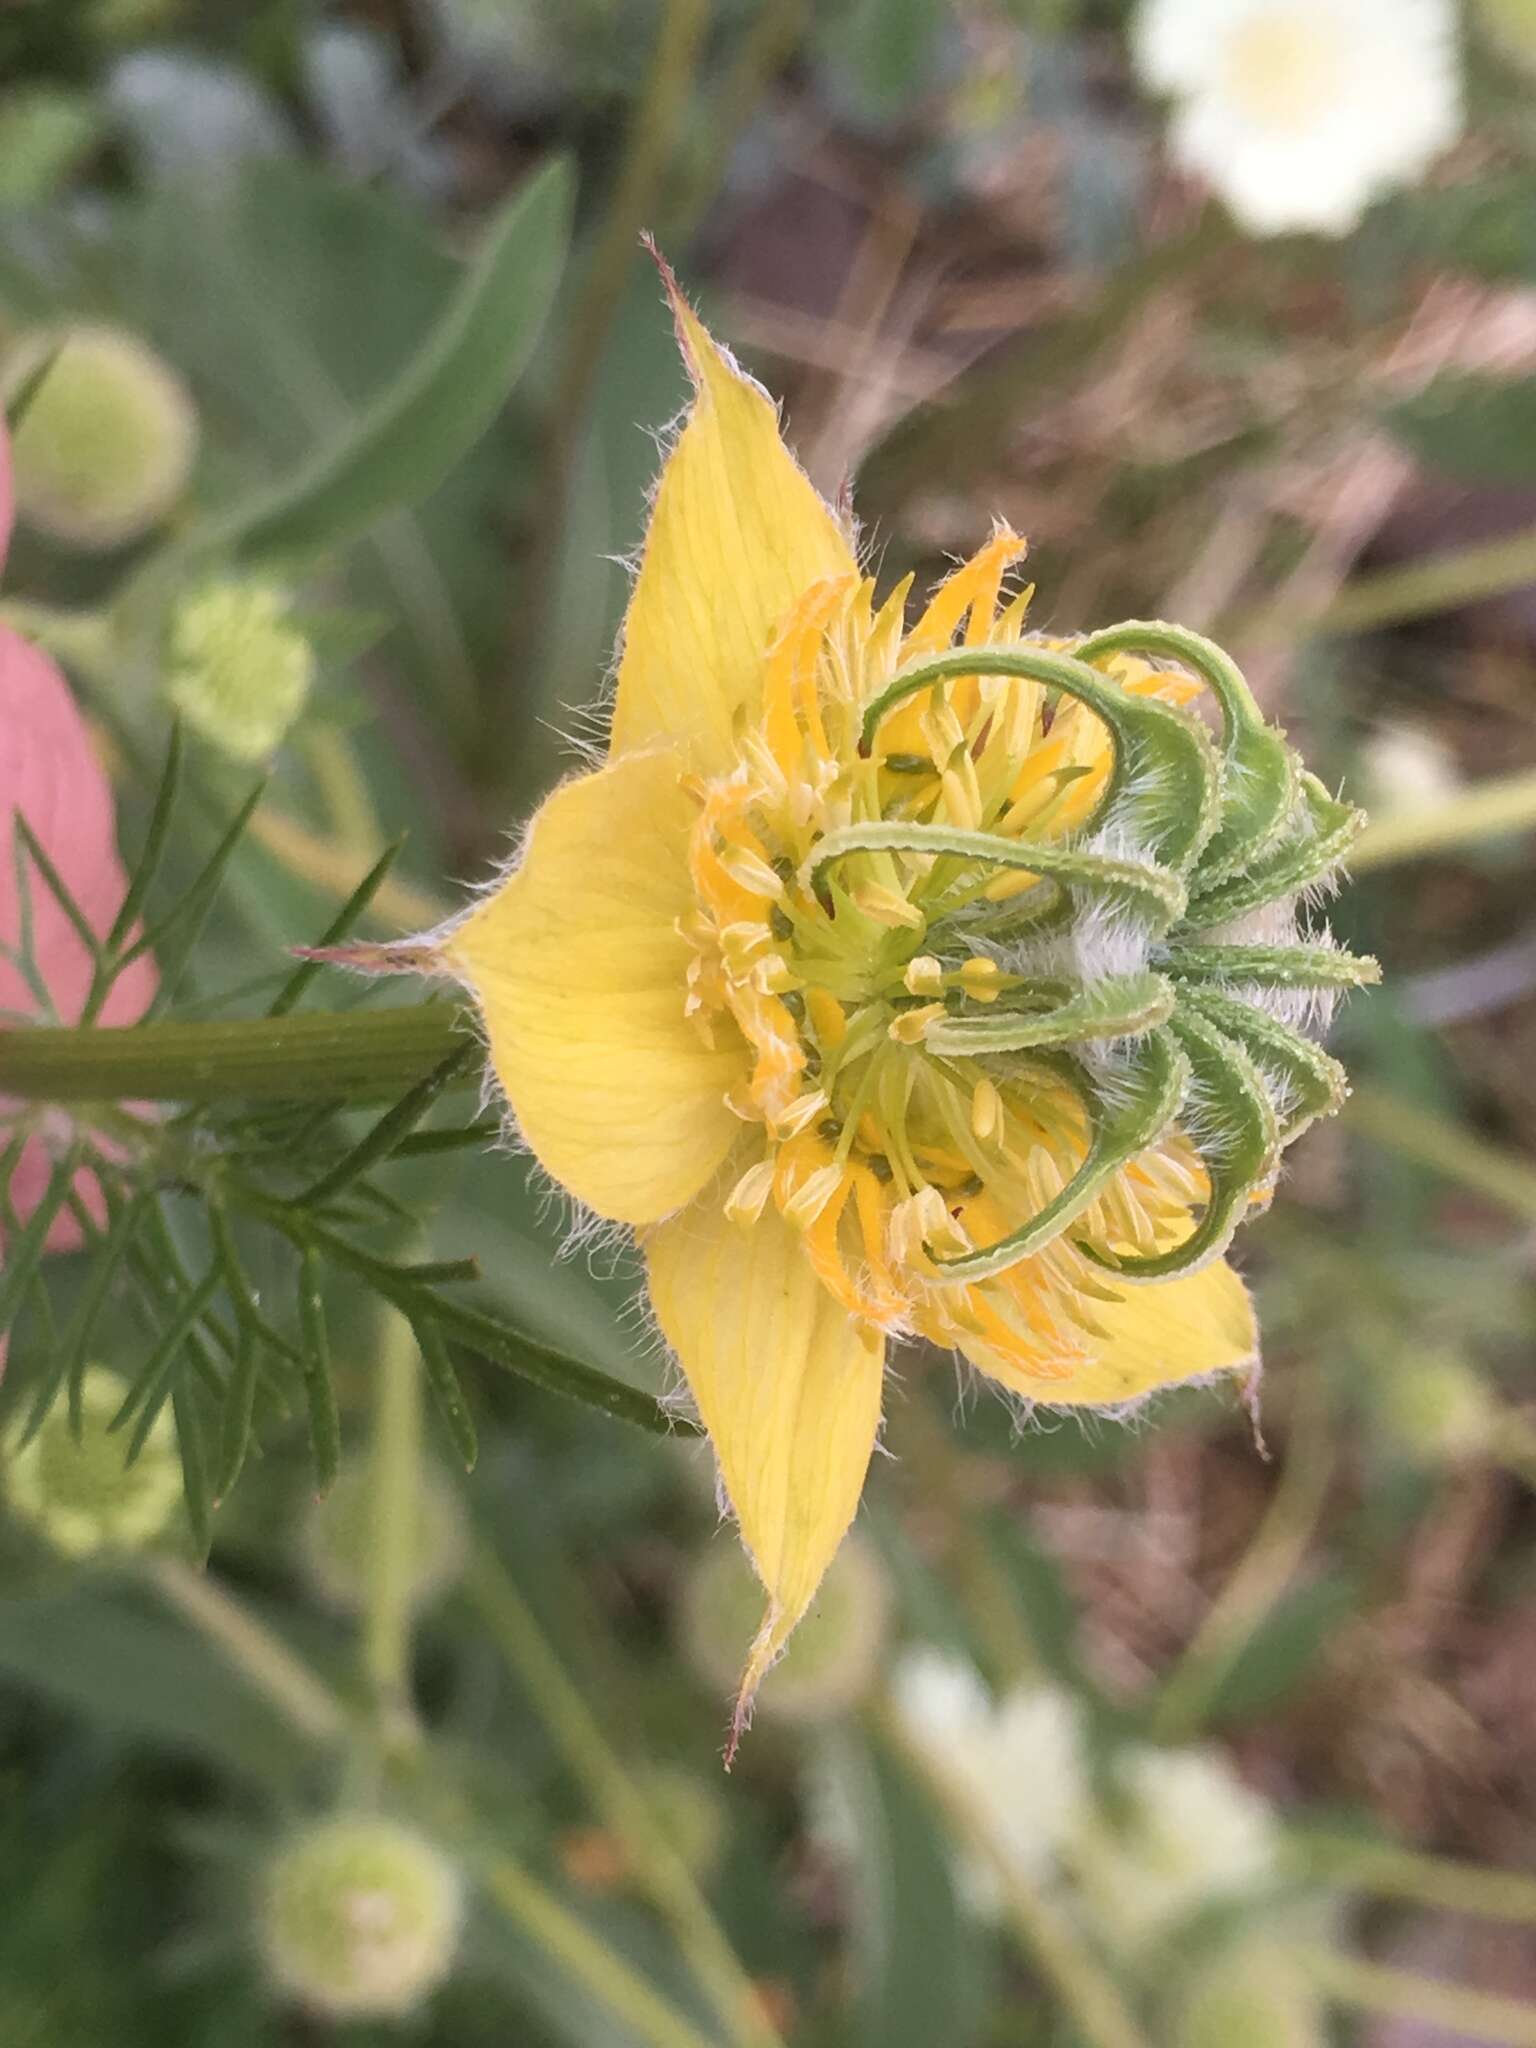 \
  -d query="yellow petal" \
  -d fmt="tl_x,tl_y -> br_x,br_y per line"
646,1195 -> 886,1757
959,1259 -> 1259,1409
445,750 -> 744,1225
609,263 -> 857,773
